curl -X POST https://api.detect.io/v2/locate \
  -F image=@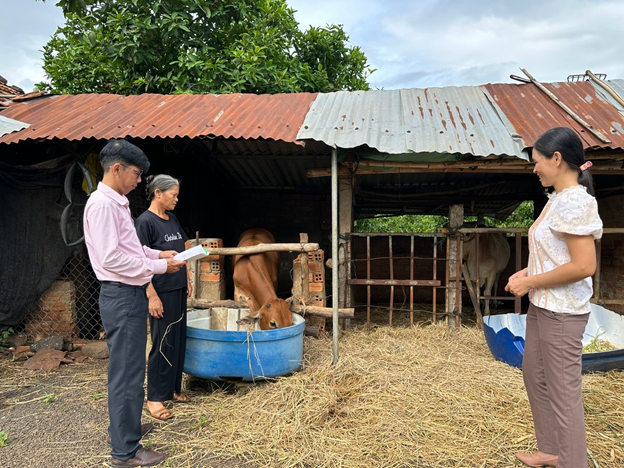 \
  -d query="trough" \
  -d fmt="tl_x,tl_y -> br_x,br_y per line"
483,303 -> 624,373
184,307 -> 305,381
